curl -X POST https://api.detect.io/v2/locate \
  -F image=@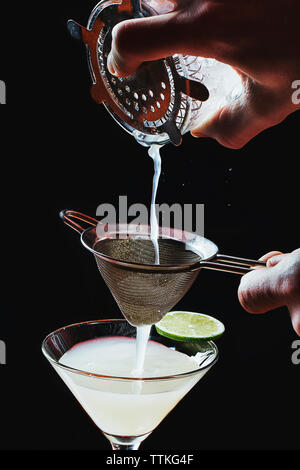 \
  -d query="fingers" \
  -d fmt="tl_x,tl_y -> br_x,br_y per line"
288,250 -> 300,335
107,5 -> 214,77
107,13 -> 180,77
238,249 -> 300,337
258,251 -> 284,267
258,251 -> 283,262
238,250 -> 286,313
